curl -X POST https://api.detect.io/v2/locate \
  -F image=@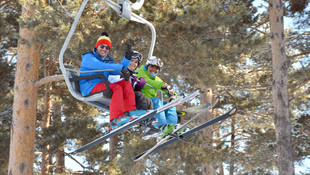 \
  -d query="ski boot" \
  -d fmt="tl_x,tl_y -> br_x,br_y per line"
128,110 -> 146,118
110,116 -> 134,130
141,118 -> 160,140
110,110 -> 146,130
157,124 -> 190,142
141,126 -> 160,140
